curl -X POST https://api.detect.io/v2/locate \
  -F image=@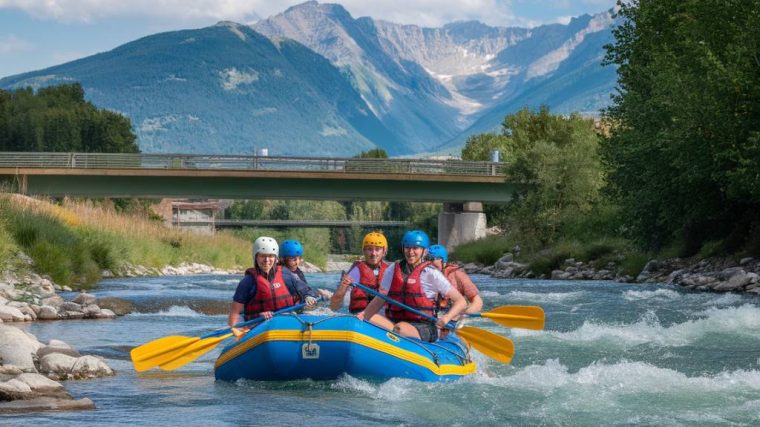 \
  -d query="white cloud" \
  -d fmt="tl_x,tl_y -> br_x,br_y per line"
0,1 -> 616,27
0,34 -> 33,54
0,0 -> 262,23
0,0 -> 542,28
